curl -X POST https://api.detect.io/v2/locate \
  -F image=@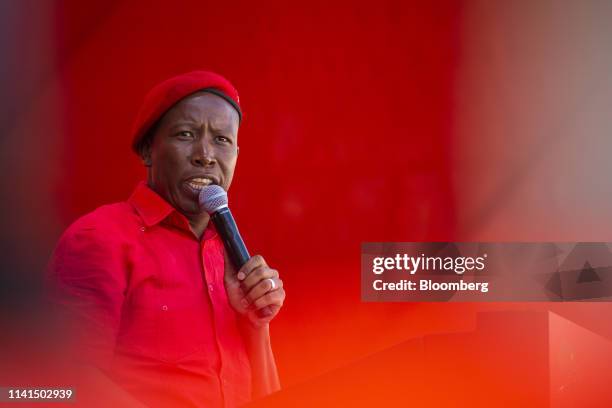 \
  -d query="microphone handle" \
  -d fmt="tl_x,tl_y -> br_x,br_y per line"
212,207 -> 250,267
211,208 -> 274,318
